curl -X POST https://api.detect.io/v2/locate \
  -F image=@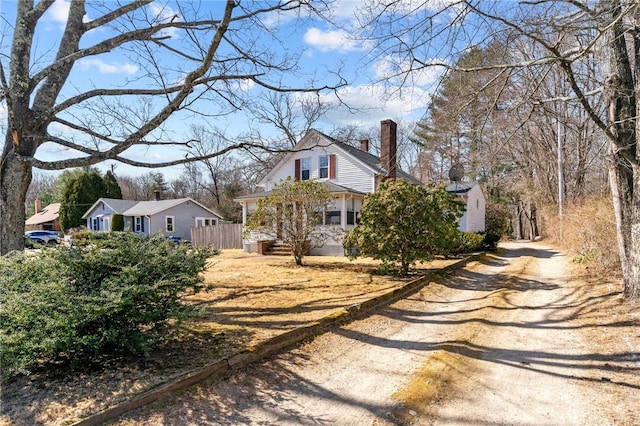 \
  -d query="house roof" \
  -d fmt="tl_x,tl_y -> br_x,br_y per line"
25,203 -> 60,225
83,197 -> 223,219
235,181 -> 367,202
258,129 -> 423,188
446,181 -> 476,194
123,198 -> 192,216
82,198 -> 138,219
